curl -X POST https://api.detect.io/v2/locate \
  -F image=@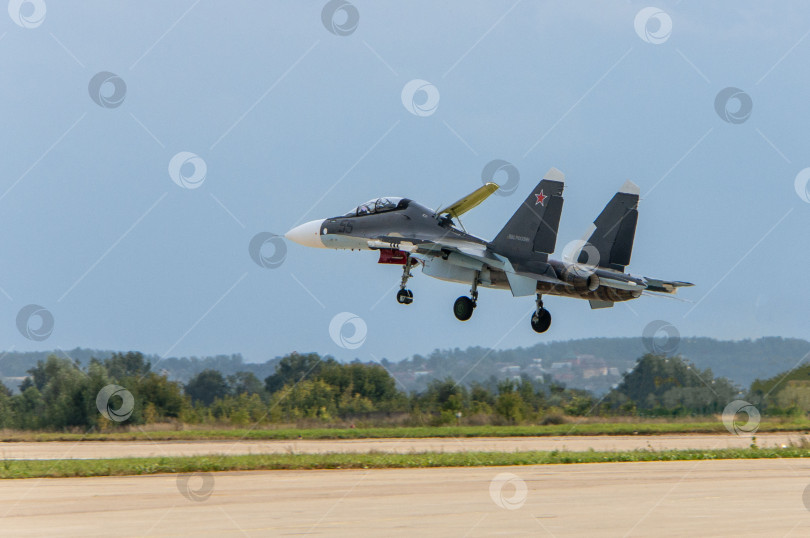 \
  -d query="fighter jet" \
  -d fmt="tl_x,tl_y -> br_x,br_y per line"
285,168 -> 692,333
